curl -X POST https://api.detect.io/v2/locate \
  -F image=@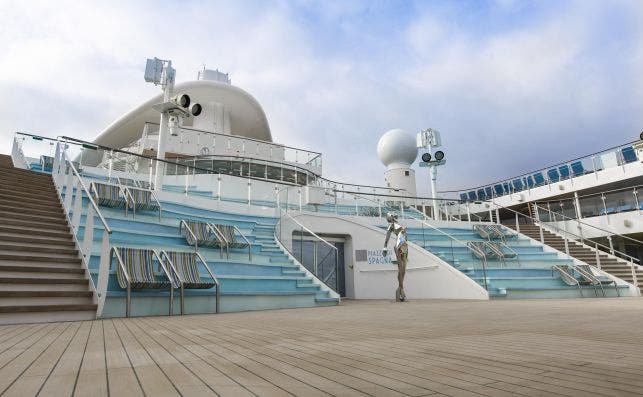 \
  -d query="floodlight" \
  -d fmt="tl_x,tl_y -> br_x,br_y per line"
434,150 -> 445,161
421,152 -> 431,162
640,131 -> 643,141
144,58 -> 164,84
190,103 -> 202,116
172,94 -> 190,108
